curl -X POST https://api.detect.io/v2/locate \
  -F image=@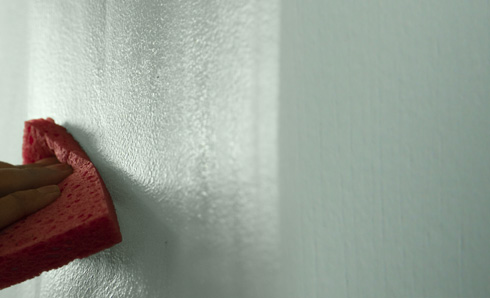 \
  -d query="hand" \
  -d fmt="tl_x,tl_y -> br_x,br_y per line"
0,157 -> 73,230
